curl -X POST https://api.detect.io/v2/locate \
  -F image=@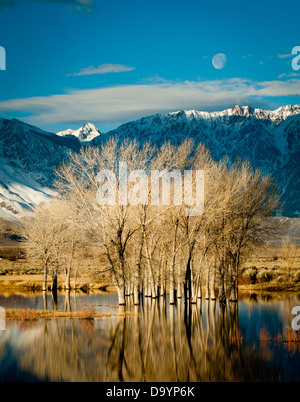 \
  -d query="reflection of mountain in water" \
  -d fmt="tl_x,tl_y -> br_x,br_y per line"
1,298 -> 298,382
